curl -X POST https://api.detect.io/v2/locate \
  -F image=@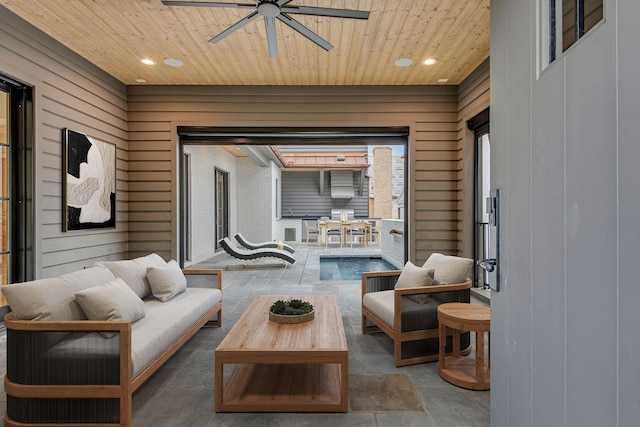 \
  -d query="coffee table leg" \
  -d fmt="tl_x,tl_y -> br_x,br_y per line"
341,356 -> 349,412
215,357 -> 223,412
